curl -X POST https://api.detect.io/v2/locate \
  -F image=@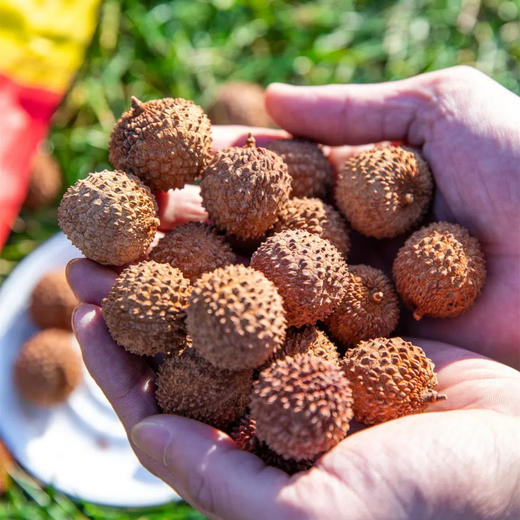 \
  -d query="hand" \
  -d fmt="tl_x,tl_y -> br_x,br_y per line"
68,69 -> 520,520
